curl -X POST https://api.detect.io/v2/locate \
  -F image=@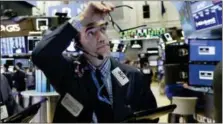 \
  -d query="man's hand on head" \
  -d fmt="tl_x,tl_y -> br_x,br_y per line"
80,2 -> 114,26
69,2 -> 114,32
